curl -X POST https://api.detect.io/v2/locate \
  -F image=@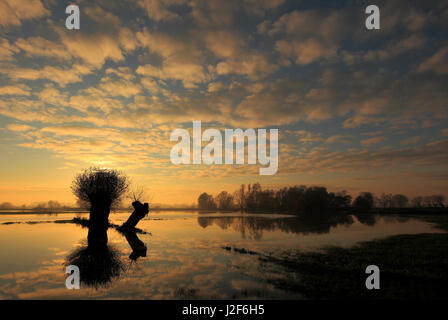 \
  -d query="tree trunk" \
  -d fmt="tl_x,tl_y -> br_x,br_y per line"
88,200 -> 111,250
120,201 -> 149,230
